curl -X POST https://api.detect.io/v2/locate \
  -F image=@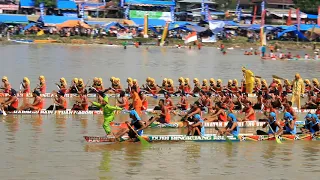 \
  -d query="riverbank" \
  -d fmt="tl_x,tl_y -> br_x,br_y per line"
1,35 -> 319,52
